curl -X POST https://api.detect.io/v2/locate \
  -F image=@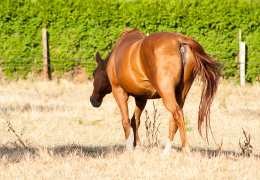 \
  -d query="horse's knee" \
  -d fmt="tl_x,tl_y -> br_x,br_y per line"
122,118 -> 131,136
122,118 -> 130,129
